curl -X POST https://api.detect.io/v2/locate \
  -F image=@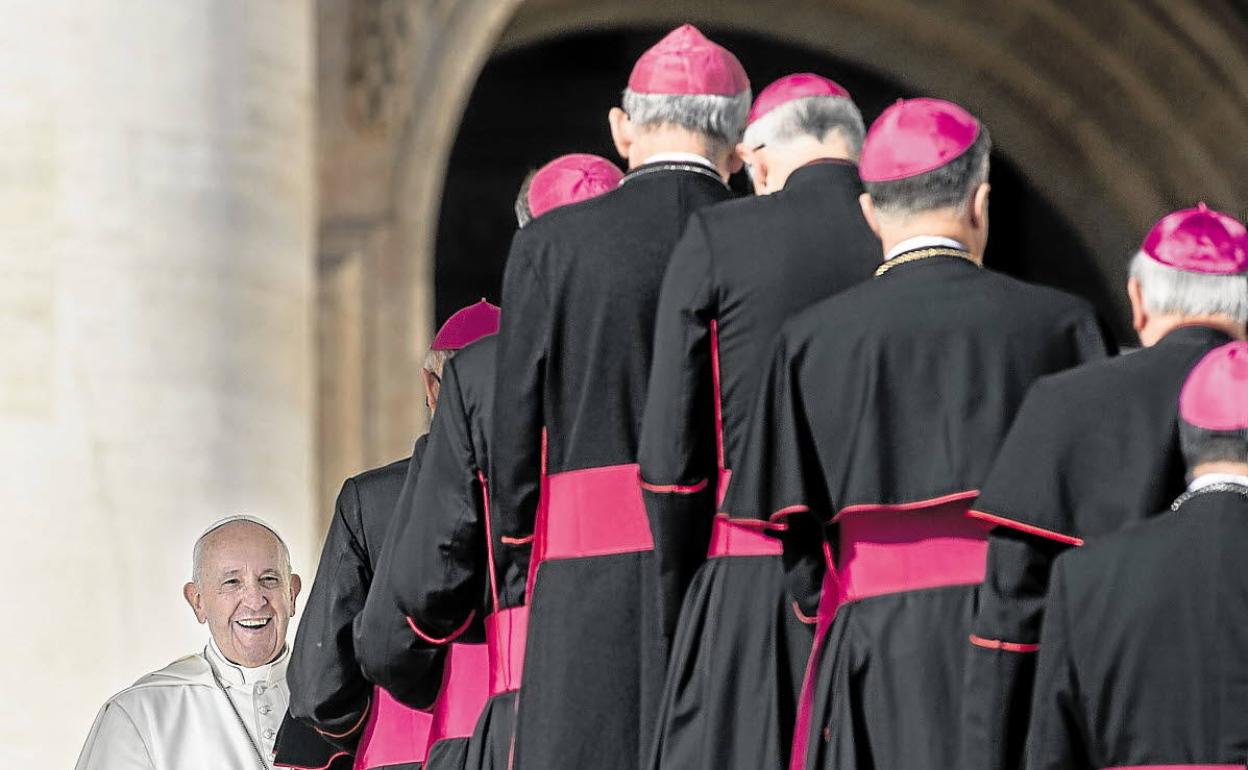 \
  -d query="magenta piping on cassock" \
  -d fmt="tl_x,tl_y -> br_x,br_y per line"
966,508 -> 1085,546
276,751 -> 352,770
314,699 -> 370,741
709,319 -> 729,506
789,541 -> 837,770
969,634 -> 1039,653
406,610 -> 476,646
640,477 -> 709,494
